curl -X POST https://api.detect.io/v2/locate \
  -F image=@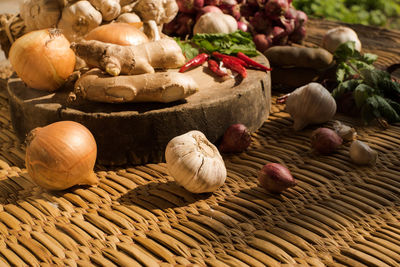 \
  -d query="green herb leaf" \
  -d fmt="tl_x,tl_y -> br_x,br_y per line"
334,41 -> 357,62
353,84 -> 375,108
378,77 -> 400,97
332,79 -> 361,98
192,30 -> 257,56
174,38 -> 199,61
361,53 -> 378,64
360,68 -> 390,89
366,95 -> 400,122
